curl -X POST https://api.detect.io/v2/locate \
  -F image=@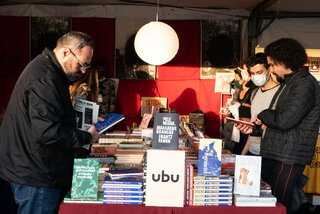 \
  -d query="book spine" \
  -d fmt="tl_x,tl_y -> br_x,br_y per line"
194,198 -> 233,202
103,196 -> 143,201
193,202 -> 232,206
193,186 -> 233,189
104,192 -> 143,197
193,193 -> 233,198
103,201 -> 142,205
102,185 -> 142,188
103,181 -> 142,185
102,187 -> 143,192
193,176 -> 232,181
185,163 -> 190,206
194,189 -> 232,193
193,181 -> 232,185
188,162 -> 194,206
